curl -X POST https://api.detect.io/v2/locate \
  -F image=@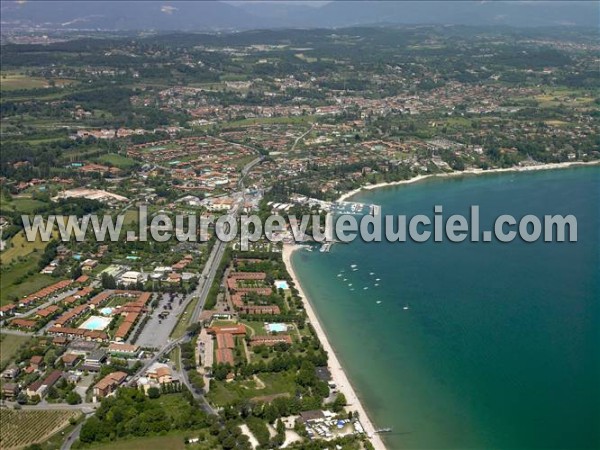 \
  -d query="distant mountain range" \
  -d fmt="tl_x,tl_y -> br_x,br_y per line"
1,0 -> 598,31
